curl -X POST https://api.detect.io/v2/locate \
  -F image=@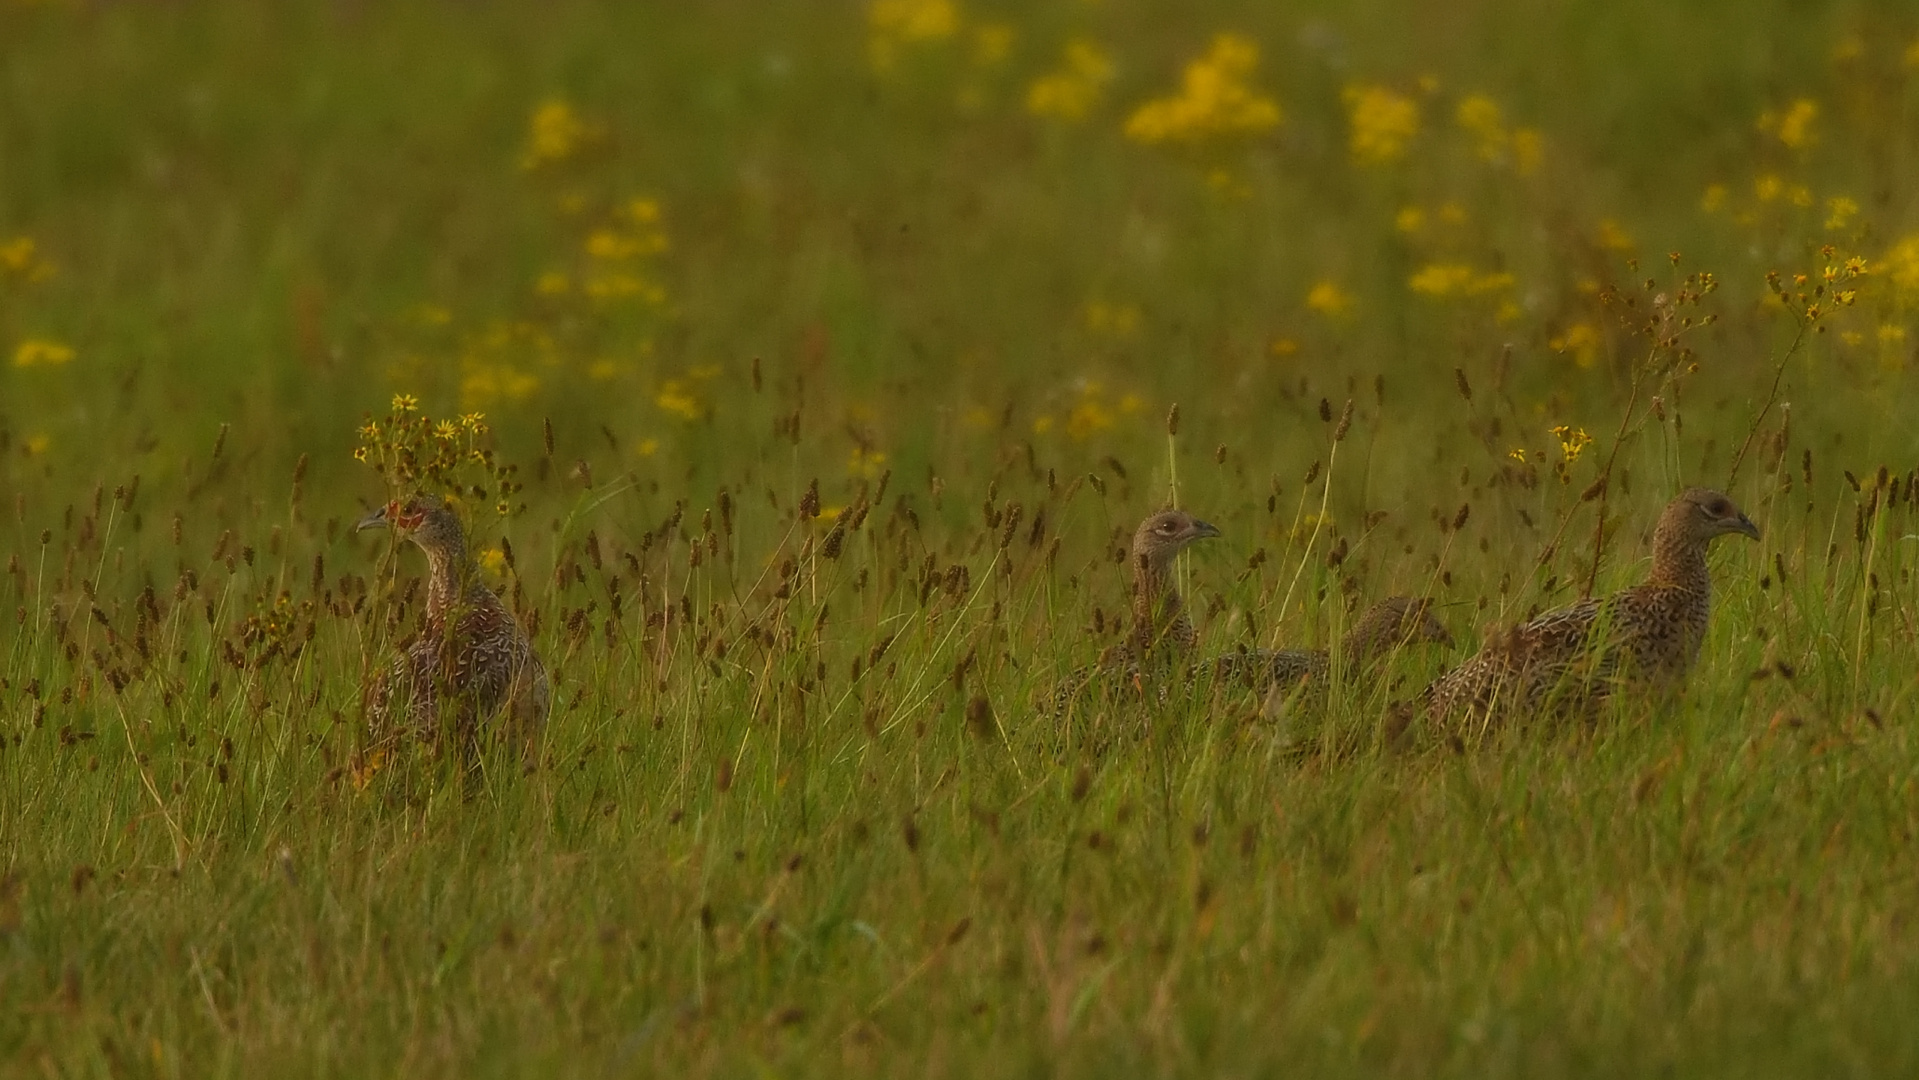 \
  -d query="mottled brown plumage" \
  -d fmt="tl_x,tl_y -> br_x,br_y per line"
1207,596 -> 1454,704
361,494 -> 549,753
1046,509 -> 1221,711
1415,487 -> 1758,727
